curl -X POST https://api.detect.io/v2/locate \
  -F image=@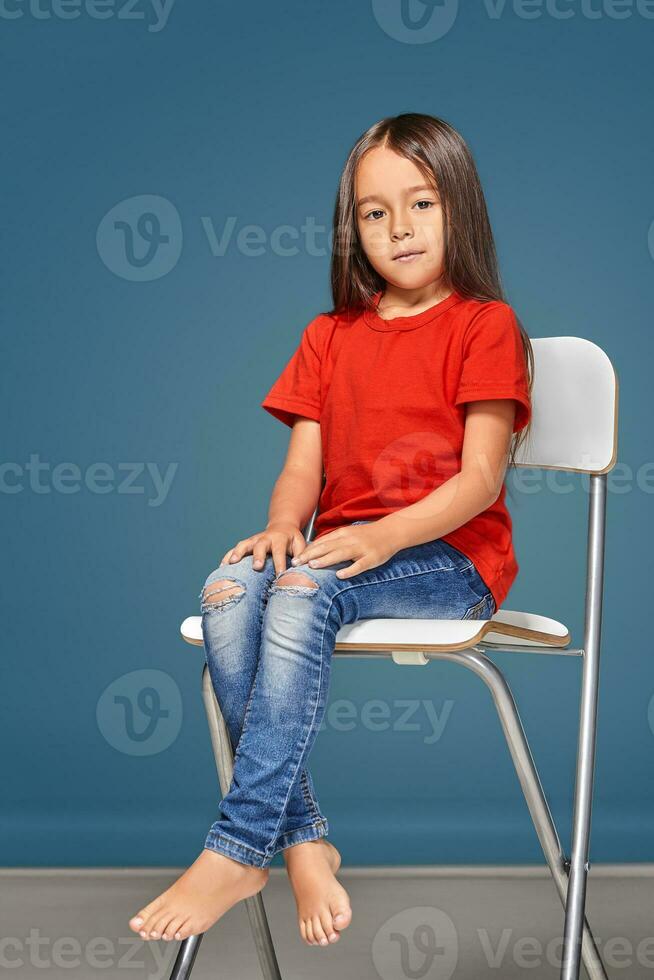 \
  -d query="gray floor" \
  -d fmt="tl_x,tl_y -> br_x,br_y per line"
1,865 -> 652,979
